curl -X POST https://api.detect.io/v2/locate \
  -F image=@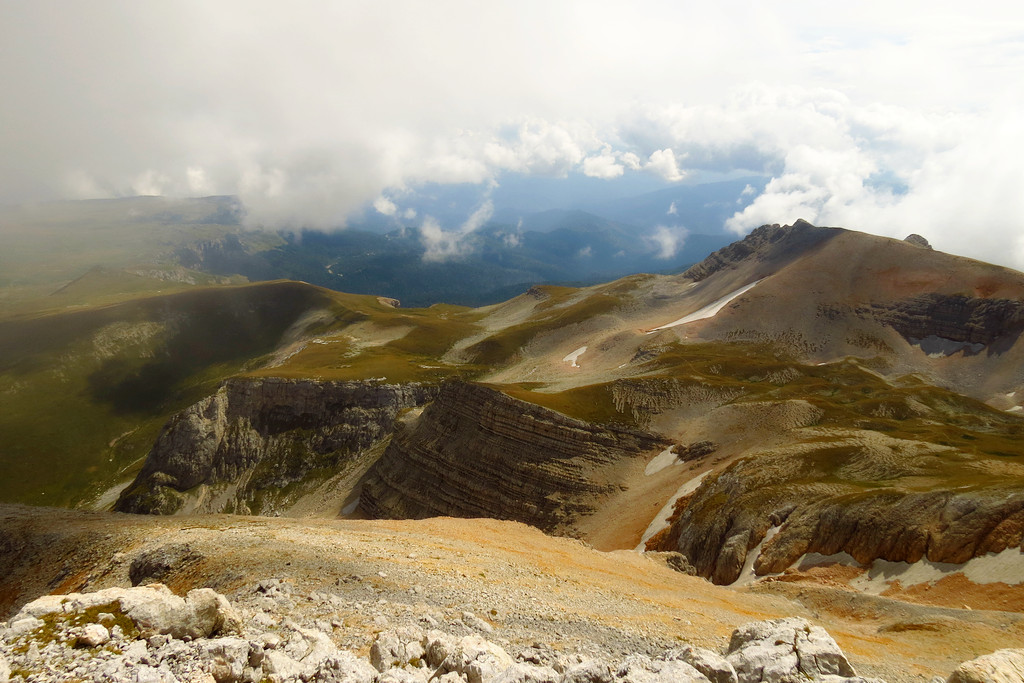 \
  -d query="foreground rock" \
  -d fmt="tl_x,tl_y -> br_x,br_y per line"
946,649 -> 1024,683
0,584 -> 900,683
725,618 -> 876,683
